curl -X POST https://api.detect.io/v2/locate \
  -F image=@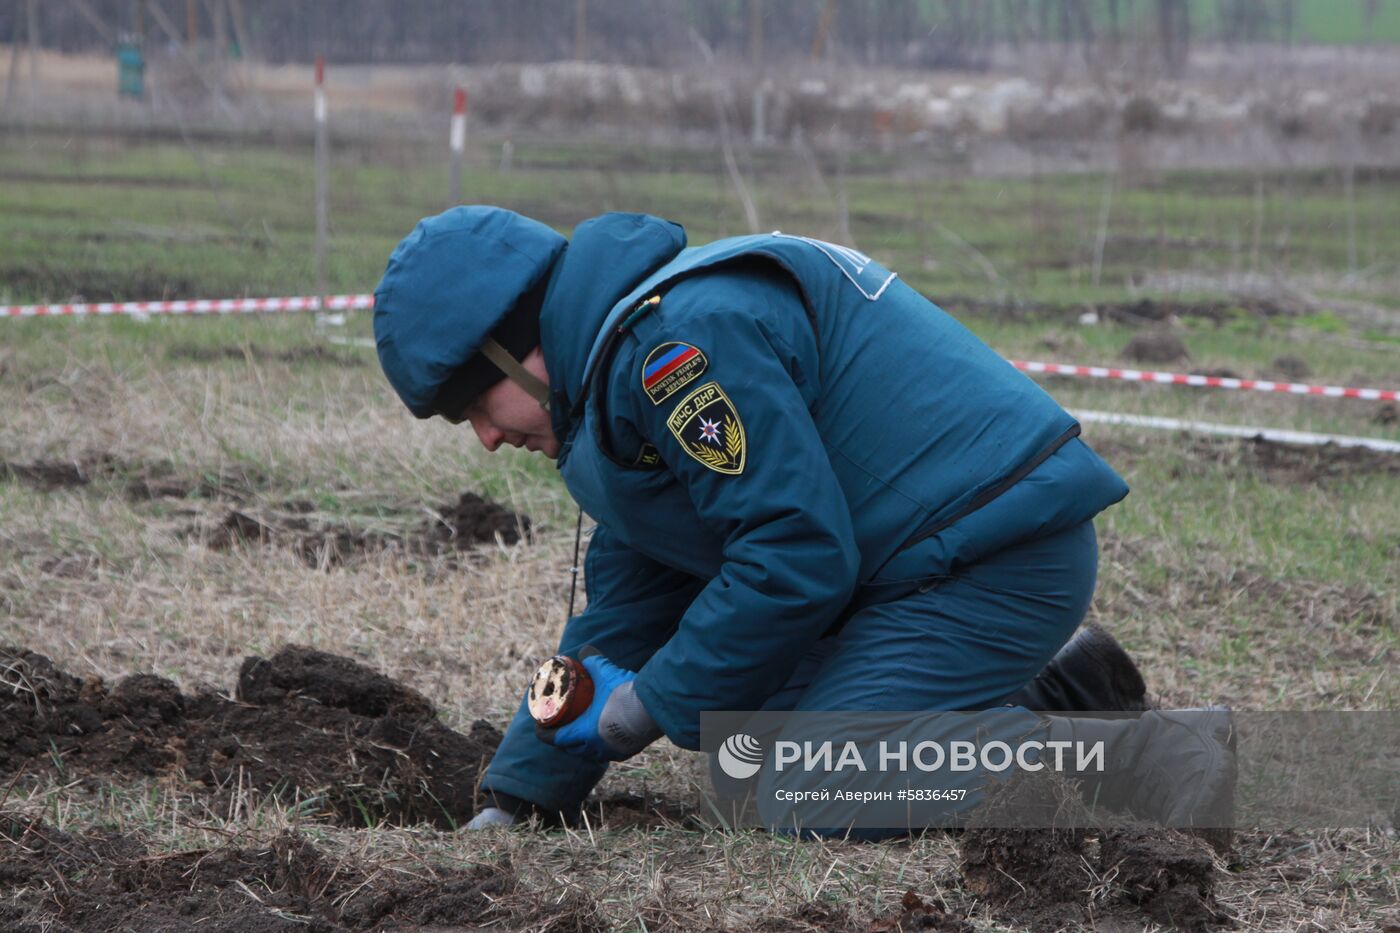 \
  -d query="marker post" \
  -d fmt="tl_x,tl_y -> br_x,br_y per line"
449,87 -> 467,206
313,56 -> 329,318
